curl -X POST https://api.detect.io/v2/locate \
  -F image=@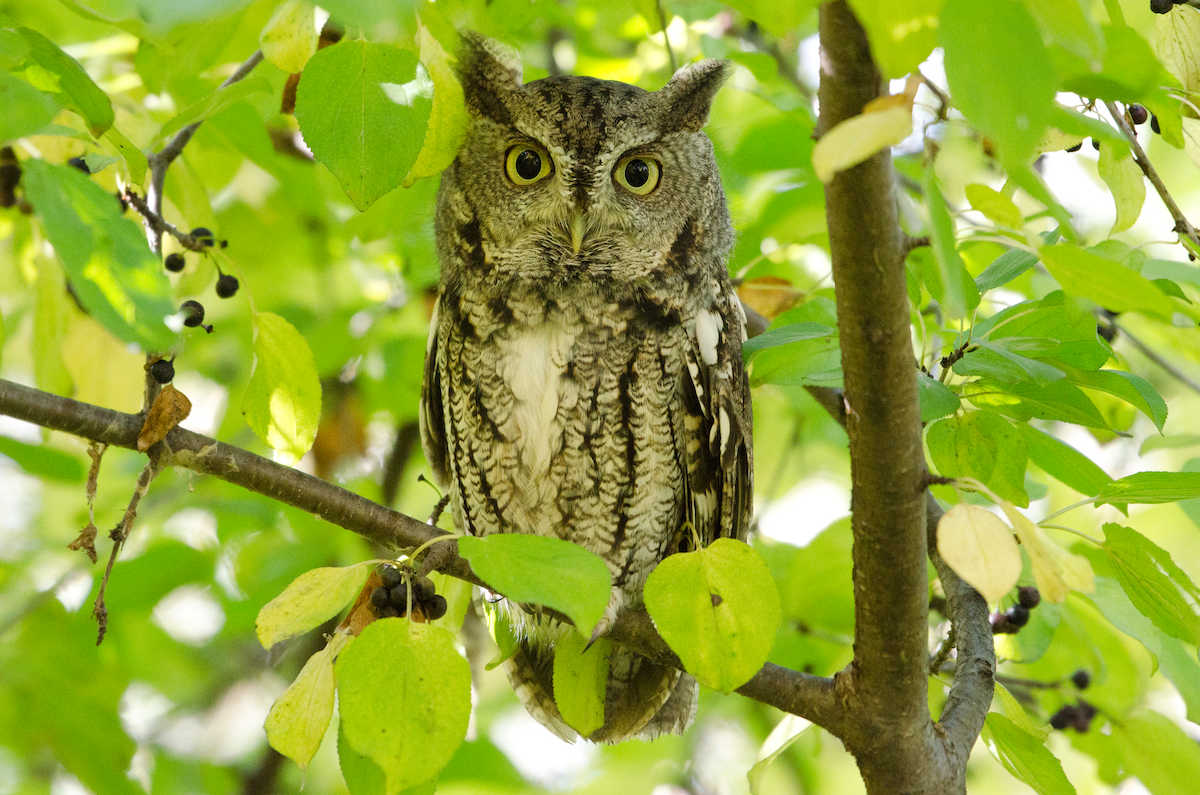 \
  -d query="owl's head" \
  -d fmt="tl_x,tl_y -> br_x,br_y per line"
442,32 -> 733,282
